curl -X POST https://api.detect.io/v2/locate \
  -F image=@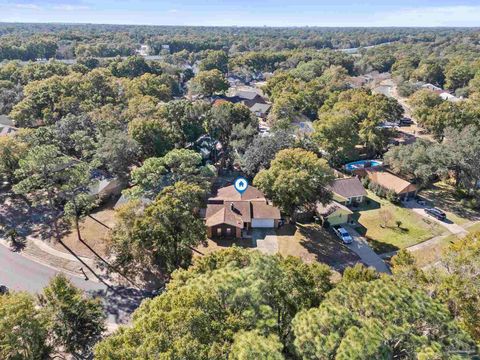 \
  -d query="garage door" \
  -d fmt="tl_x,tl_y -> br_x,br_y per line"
252,219 -> 274,228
